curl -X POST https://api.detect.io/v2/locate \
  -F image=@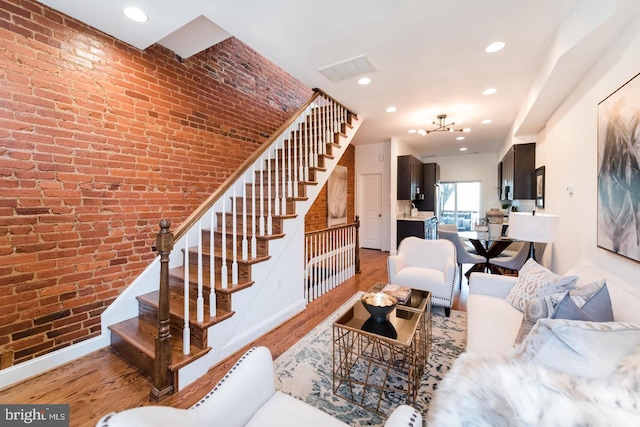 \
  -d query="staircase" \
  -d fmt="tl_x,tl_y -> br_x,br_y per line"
105,89 -> 361,398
